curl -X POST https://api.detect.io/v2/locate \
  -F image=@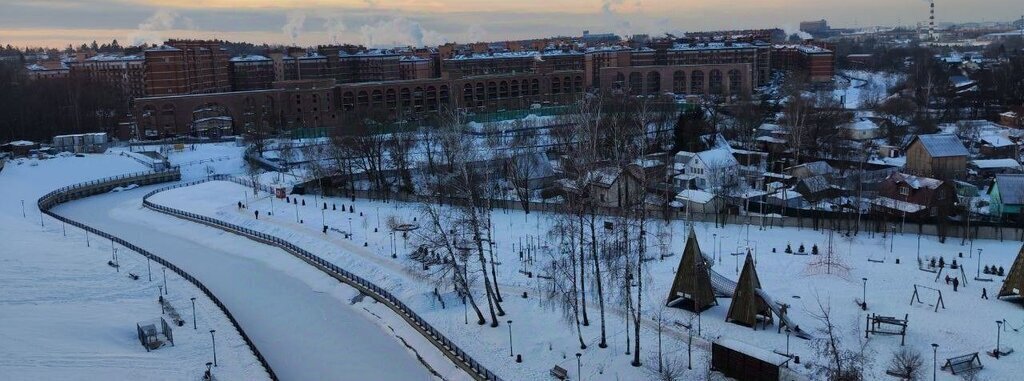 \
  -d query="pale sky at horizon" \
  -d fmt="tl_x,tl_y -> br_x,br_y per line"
1,0 -> 1021,49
